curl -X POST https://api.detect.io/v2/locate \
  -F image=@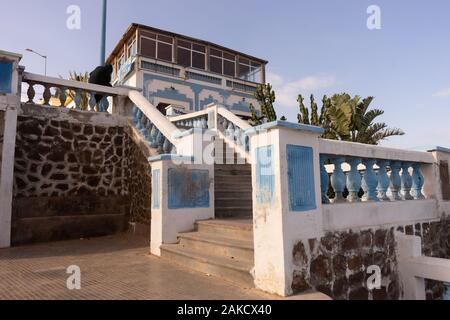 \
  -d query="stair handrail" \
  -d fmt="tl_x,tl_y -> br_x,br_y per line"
128,90 -> 180,146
